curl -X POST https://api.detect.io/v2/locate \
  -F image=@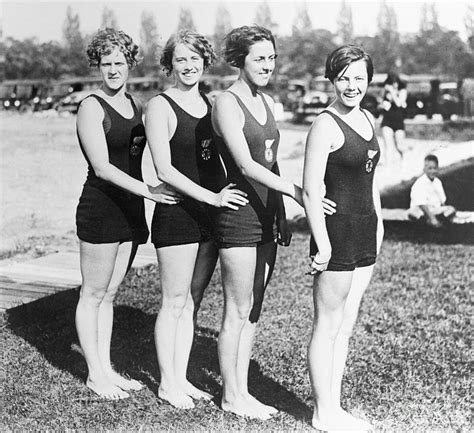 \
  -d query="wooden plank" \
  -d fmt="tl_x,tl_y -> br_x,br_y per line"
0,280 -> 77,294
0,292 -> 42,309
